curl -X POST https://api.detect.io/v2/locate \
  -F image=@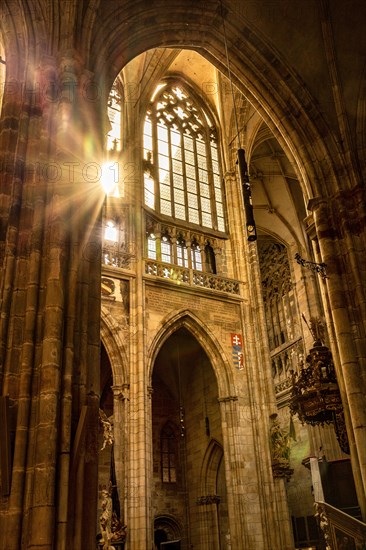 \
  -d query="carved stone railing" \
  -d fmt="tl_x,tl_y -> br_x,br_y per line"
315,501 -> 366,550
103,245 -> 134,269
144,260 -> 240,295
